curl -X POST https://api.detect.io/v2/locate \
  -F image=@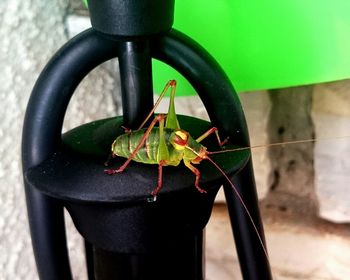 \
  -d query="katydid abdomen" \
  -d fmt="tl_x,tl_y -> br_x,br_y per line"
112,128 -> 182,165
